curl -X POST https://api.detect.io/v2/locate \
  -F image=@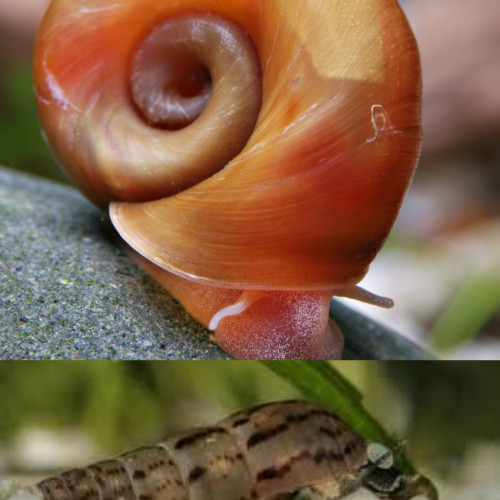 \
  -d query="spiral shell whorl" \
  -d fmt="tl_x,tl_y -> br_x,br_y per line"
128,11 -> 262,184
34,3 -> 261,207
